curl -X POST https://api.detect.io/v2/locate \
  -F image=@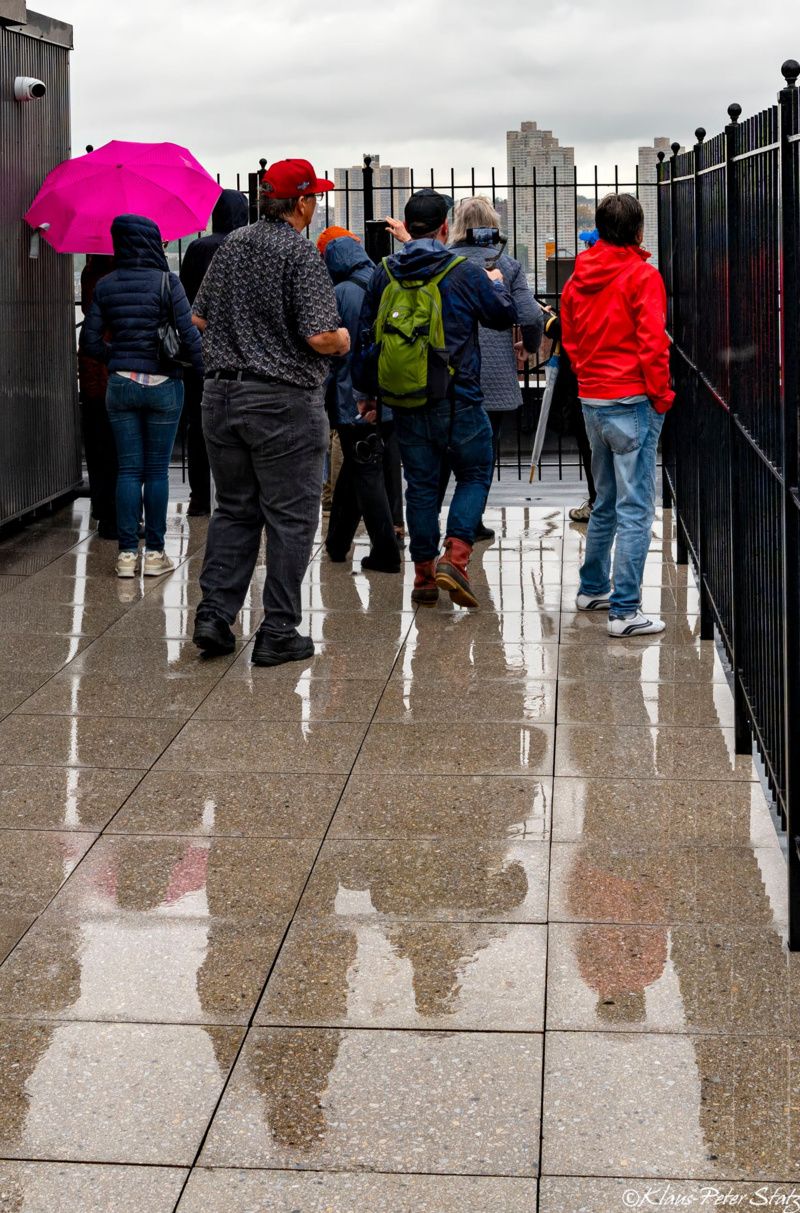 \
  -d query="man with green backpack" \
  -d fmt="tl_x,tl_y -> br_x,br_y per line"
355,191 -> 517,608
